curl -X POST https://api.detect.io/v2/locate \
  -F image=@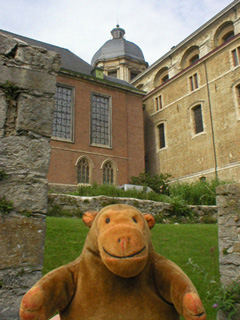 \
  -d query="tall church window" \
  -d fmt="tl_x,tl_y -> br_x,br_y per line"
158,123 -> 166,149
90,93 -> 111,147
232,47 -> 240,67
103,161 -> 114,184
192,105 -> 204,134
52,85 -> 74,141
77,158 -> 90,184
